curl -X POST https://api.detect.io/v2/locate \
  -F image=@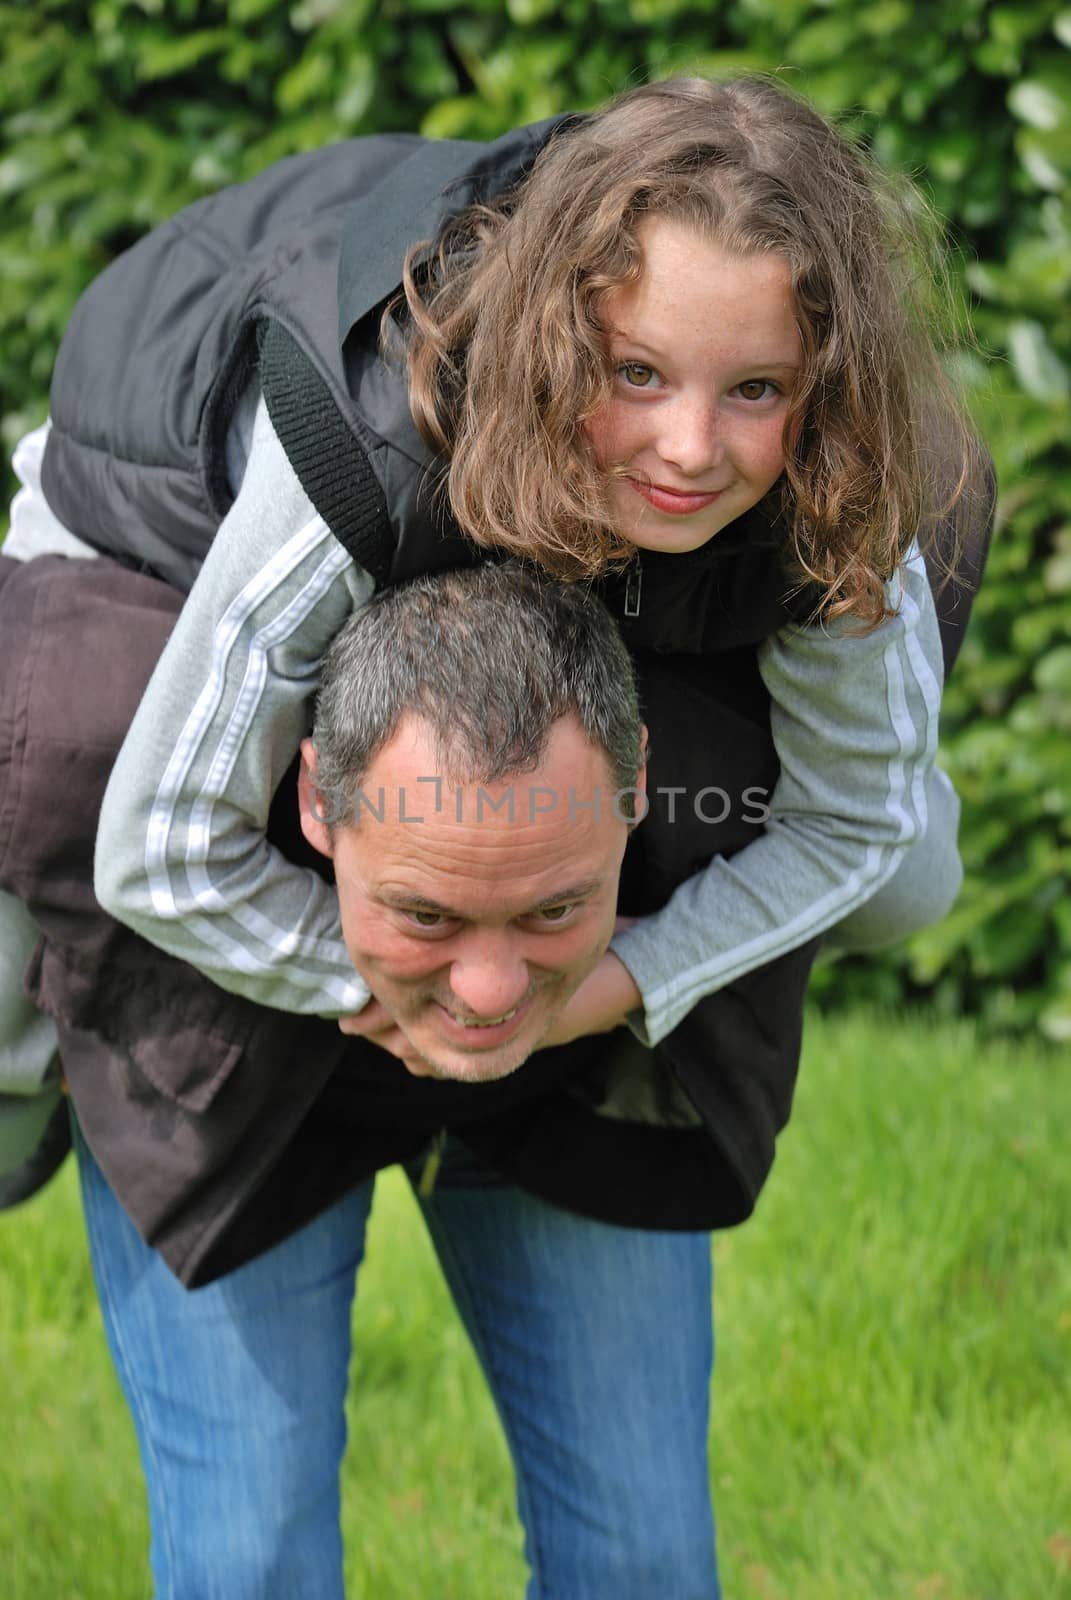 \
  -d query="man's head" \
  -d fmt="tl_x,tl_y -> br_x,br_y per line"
300,563 -> 645,1083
